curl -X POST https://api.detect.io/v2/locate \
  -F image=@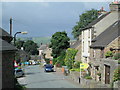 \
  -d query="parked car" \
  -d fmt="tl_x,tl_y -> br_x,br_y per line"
44,64 -> 54,72
15,69 -> 24,78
